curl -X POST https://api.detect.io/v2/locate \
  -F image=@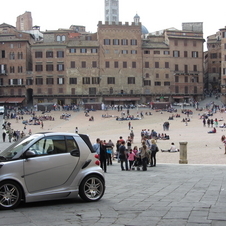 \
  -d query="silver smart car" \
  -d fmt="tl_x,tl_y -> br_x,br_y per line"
0,132 -> 105,210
